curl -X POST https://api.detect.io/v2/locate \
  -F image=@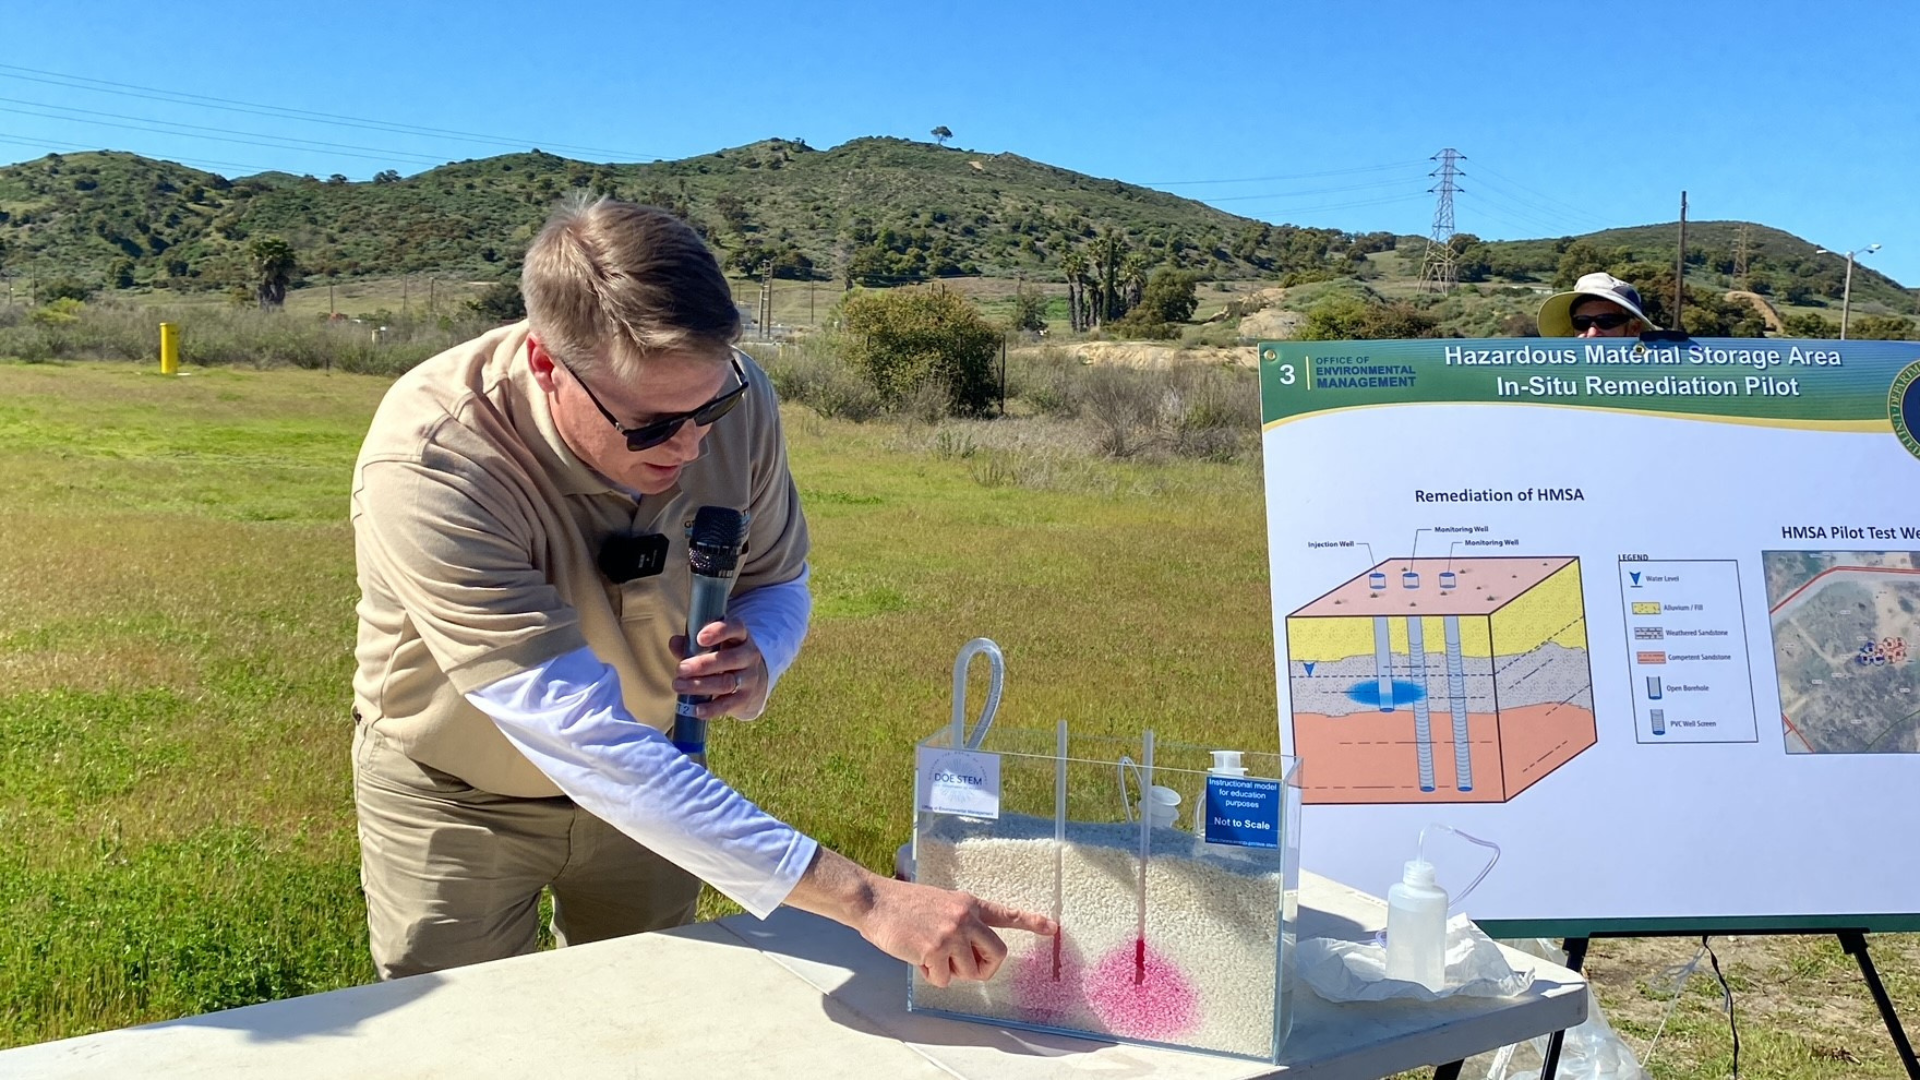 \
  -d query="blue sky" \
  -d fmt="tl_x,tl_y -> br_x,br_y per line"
5,1 -> 1917,285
